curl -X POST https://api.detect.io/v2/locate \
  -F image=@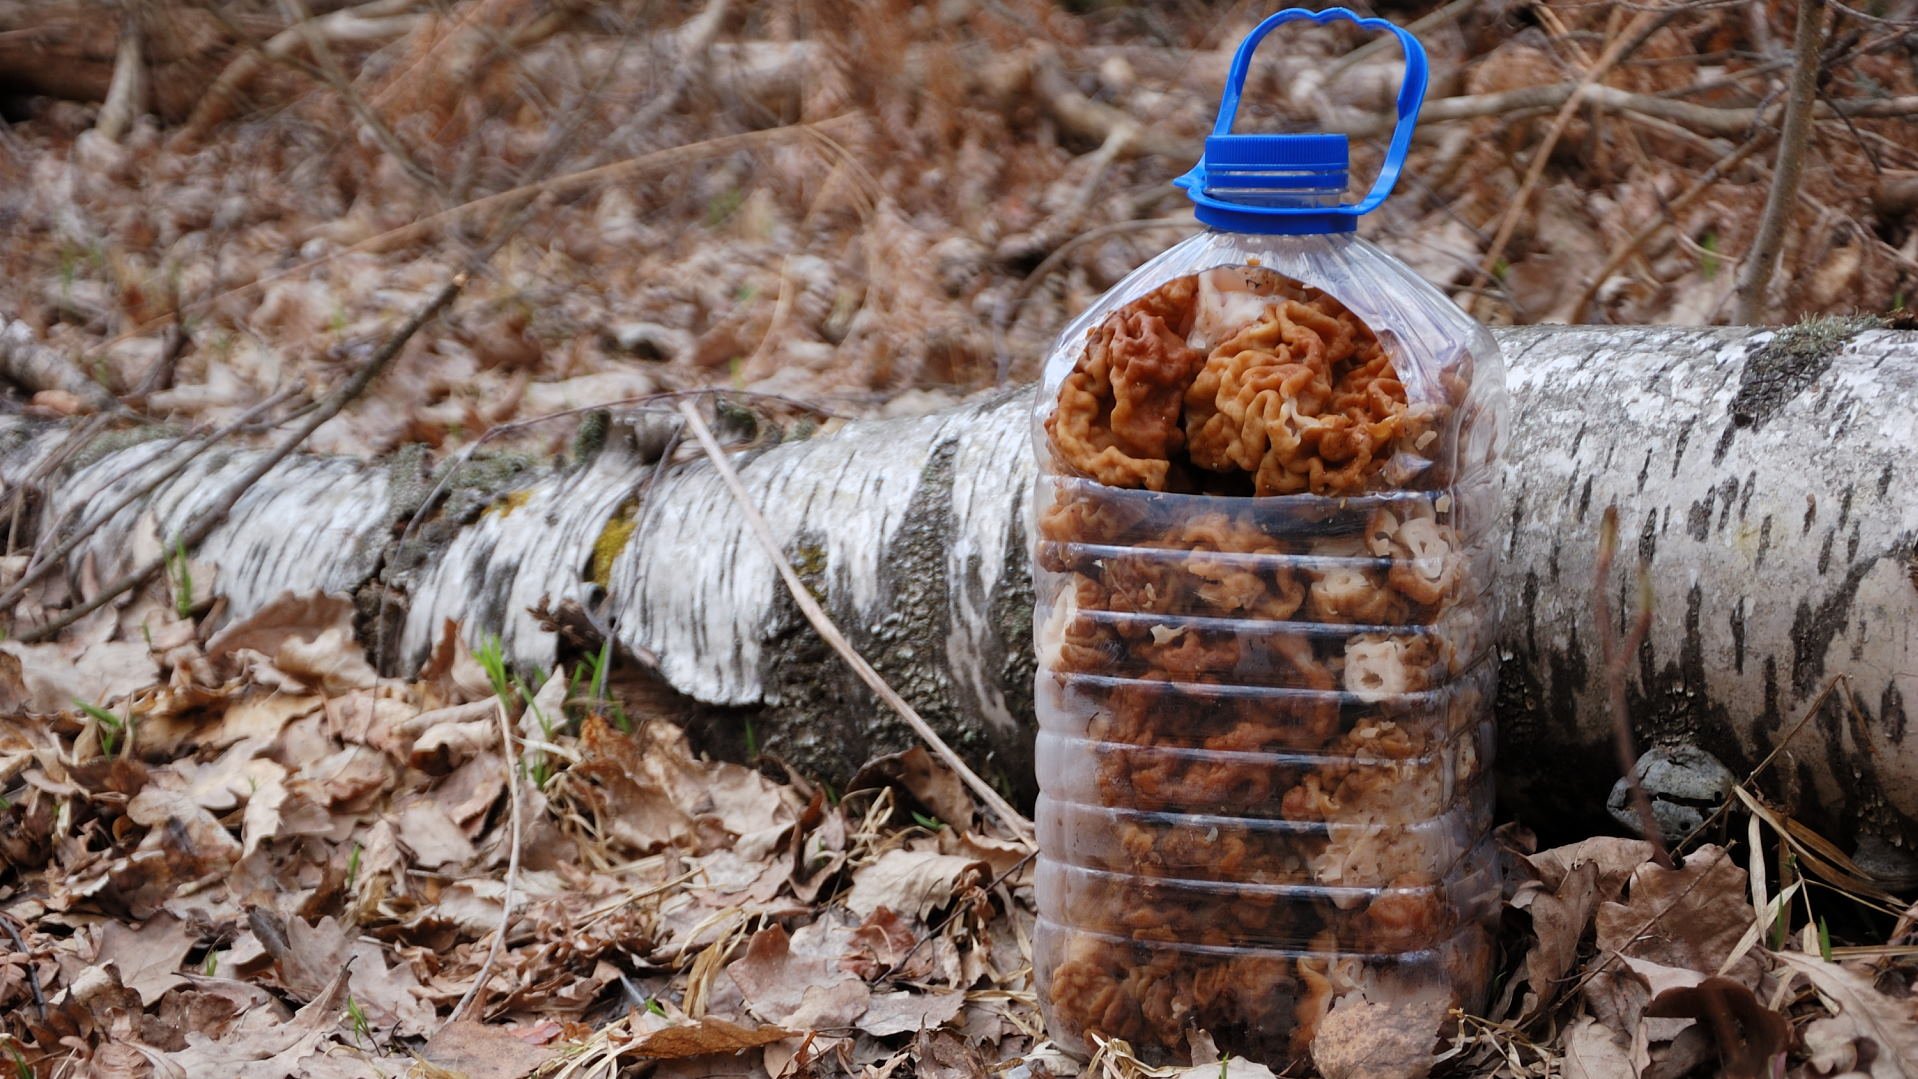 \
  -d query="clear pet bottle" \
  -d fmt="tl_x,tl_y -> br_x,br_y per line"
1029,8 -> 1505,1069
